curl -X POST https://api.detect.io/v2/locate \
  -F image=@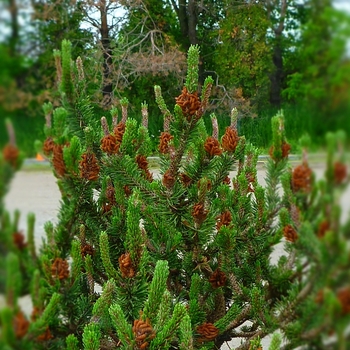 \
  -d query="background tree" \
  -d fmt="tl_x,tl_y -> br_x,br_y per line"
213,1 -> 272,117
